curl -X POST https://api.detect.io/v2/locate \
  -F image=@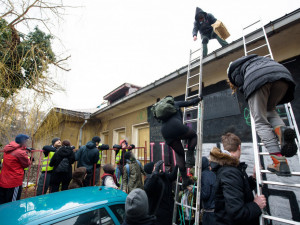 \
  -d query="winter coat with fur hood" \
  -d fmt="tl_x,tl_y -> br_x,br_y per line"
227,54 -> 295,103
210,147 -> 261,225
